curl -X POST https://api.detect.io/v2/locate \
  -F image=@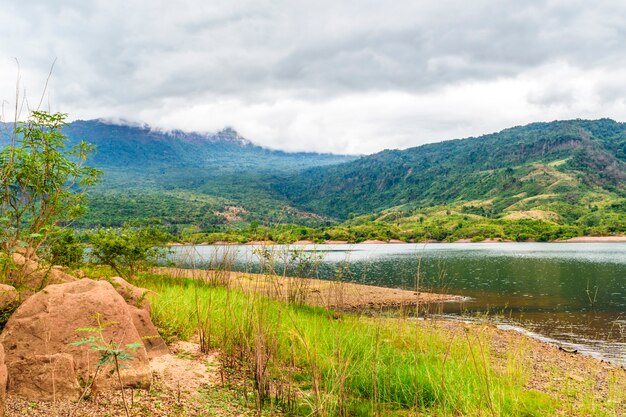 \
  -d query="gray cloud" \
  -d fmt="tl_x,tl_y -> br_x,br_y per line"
2,0 -> 626,153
